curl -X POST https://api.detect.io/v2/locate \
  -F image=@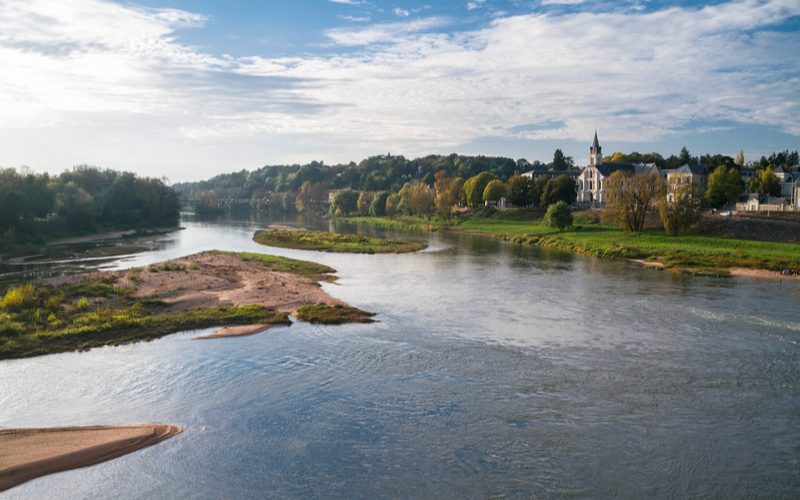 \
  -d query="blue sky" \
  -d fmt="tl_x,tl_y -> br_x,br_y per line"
1,0 -> 798,182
